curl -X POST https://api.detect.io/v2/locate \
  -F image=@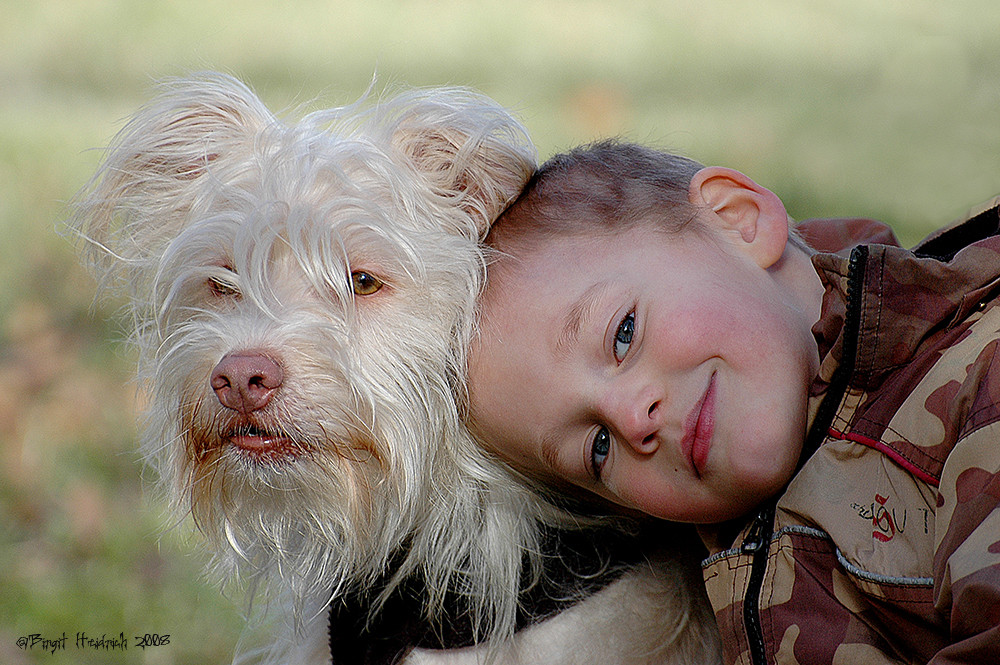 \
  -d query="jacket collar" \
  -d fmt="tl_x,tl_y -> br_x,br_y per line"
808,197 -> 1000,395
